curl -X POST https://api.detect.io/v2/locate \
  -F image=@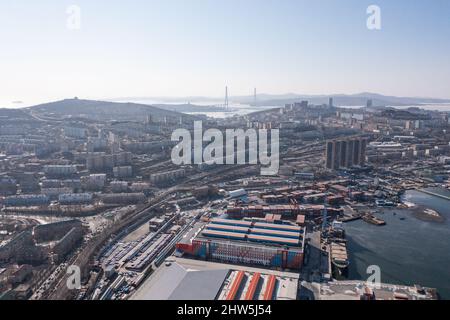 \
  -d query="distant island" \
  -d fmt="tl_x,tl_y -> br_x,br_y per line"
22,98 -> 200,122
